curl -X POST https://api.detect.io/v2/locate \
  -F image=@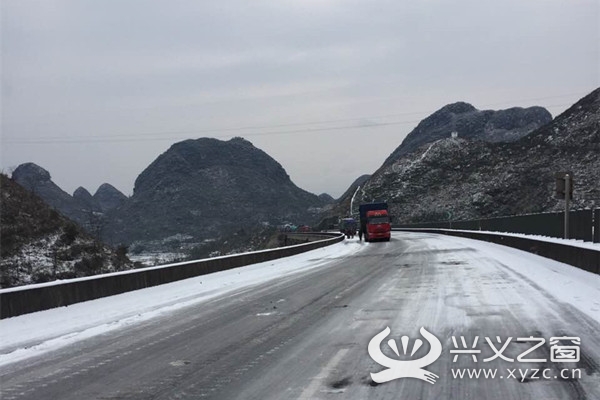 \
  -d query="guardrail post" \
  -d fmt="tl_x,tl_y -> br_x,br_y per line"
594,209 -> 600,243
